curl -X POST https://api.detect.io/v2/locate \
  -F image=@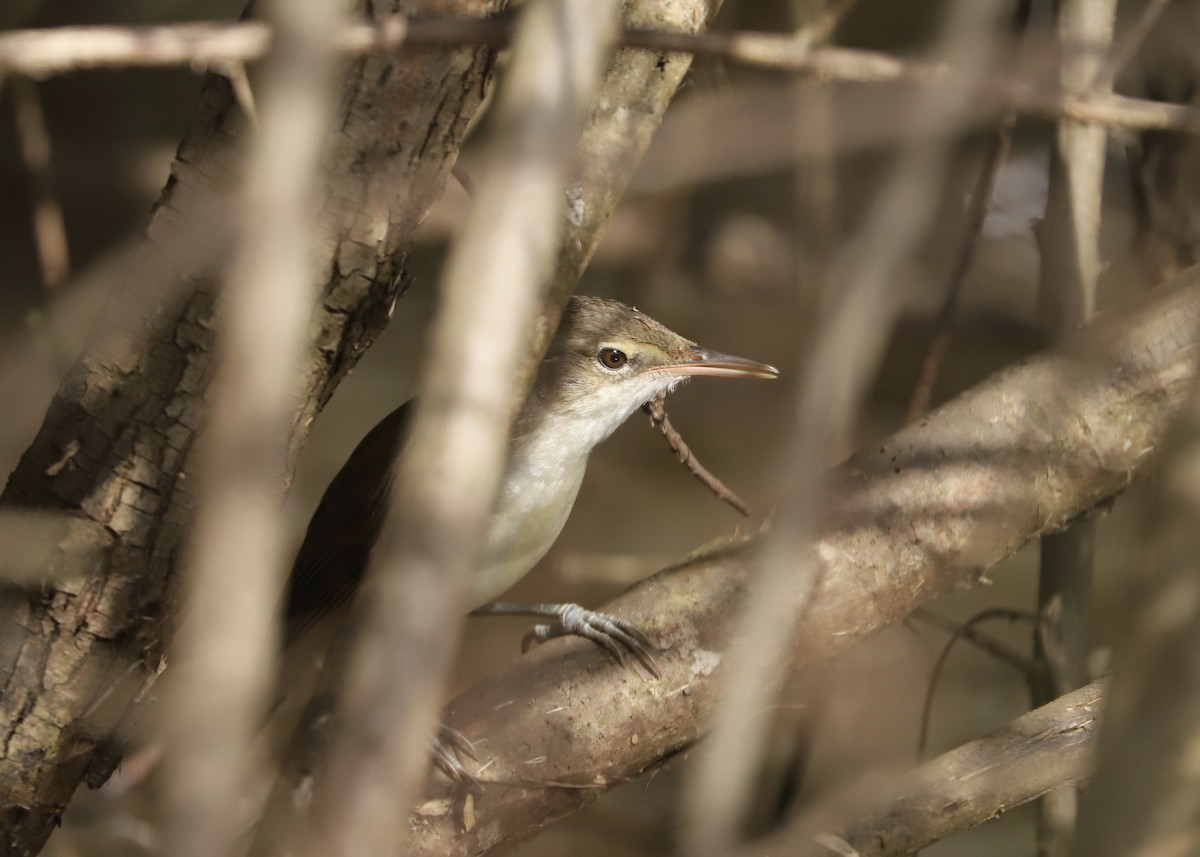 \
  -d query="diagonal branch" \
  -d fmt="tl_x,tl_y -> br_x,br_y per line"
751,679 -> 1104,857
